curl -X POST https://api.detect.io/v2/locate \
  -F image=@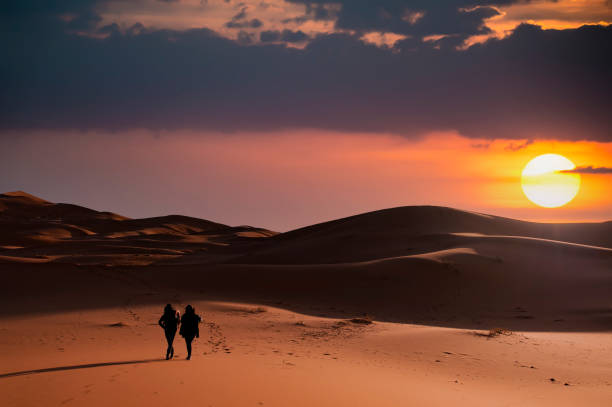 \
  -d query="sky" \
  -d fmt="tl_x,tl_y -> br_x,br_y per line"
1,0 -> 611,231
